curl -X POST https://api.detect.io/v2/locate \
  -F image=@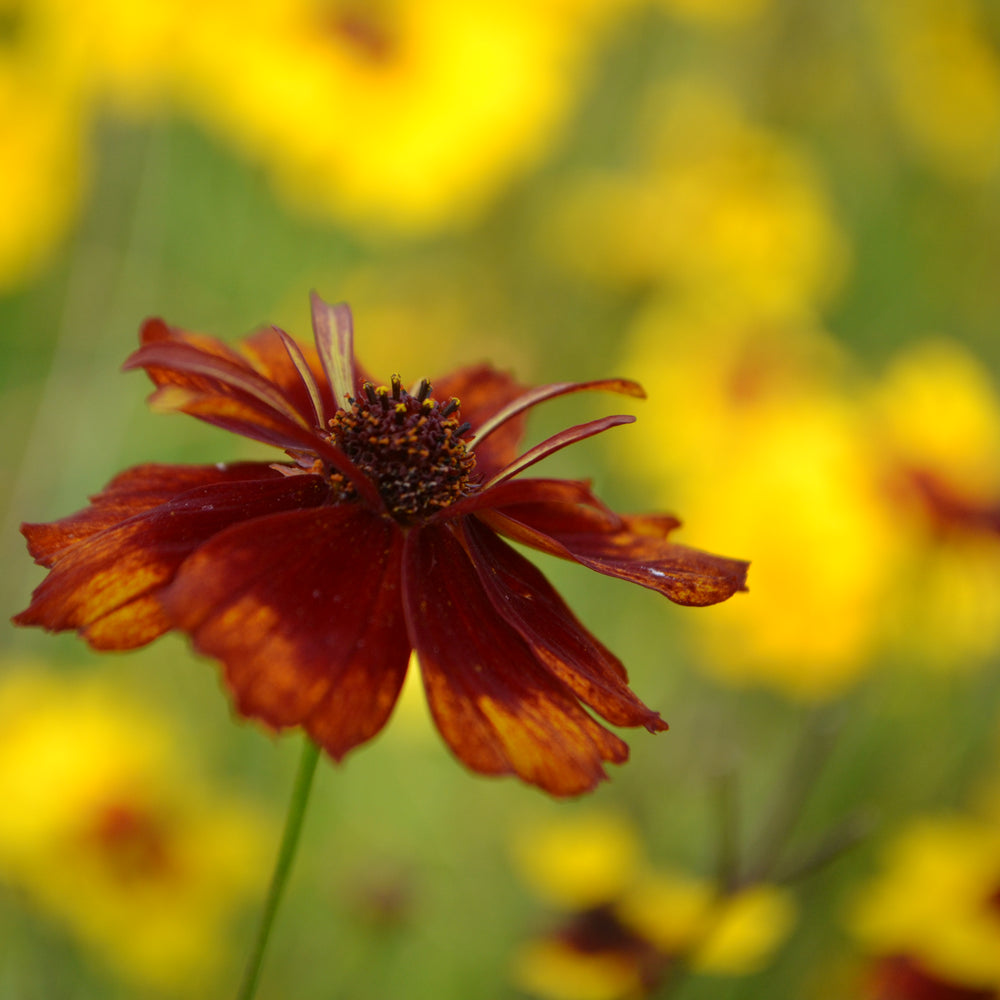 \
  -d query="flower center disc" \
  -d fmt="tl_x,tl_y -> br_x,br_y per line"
329,376 -> 476,522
